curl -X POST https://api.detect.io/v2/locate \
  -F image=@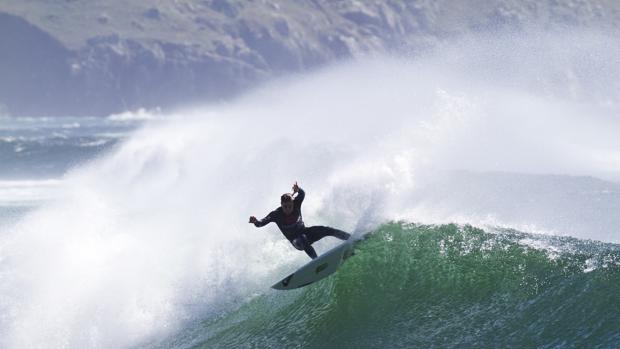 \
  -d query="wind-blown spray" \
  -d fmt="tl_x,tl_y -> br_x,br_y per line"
0,30 -> 619,348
